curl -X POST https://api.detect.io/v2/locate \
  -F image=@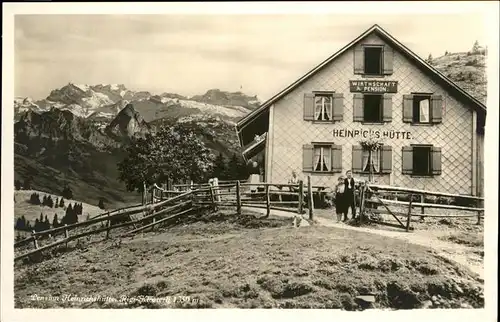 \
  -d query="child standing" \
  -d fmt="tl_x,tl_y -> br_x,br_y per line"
334,176 -> 346,222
